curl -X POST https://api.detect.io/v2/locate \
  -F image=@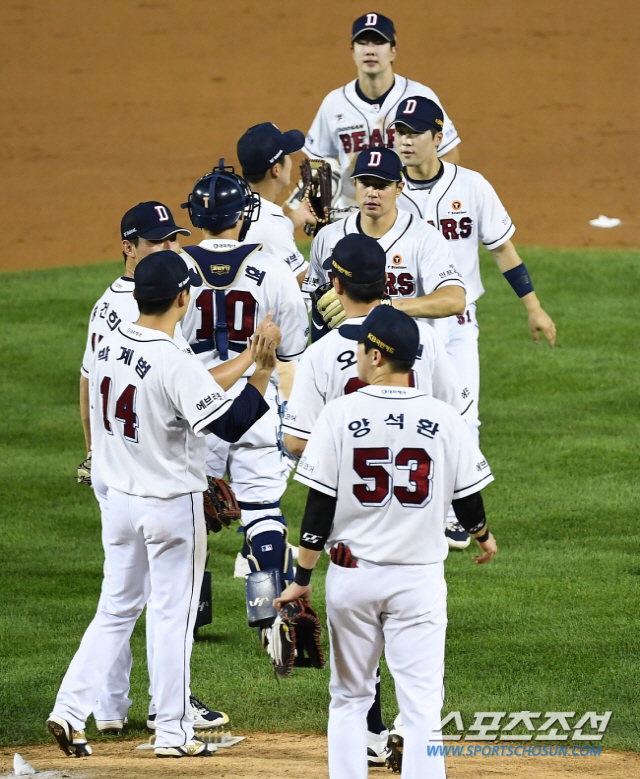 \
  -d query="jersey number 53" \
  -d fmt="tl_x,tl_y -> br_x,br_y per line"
353,447 -> 433,508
